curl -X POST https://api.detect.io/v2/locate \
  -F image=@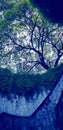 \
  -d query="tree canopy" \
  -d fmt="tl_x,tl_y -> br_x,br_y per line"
0,0 -> 63,73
